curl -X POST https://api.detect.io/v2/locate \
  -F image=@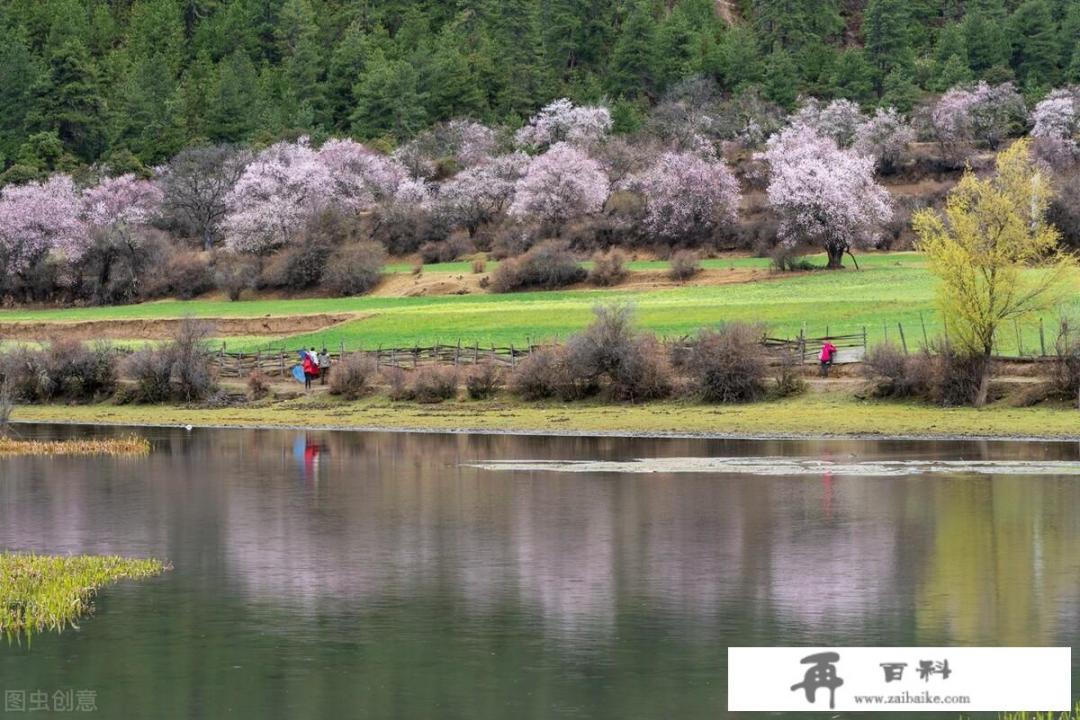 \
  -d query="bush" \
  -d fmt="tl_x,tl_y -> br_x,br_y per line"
0,378 -> 11,434
409,365 -> 458,403
419,235 -> 474,264
125,319 -> 216,403
322,241 -> 386,296
464,362 -> 504,399
508,347 -> 562,400
472,259 -> 486,274
769,245 -> 815,272
934,348 -> 989,408
862,344 -> 931,399
508,305 -> 673,402
588,249 -> 628,287
261,241 -> 331,291
328,354 -> 376,400
3,339 -> 117,403
214,253 -> 259,301
771,354 -> 806,398
668,250 -> 701,281
490,240 -> 586,293
247,370 -> 271,400
686,324 -> 767,403
1054,337 -> 1080,407
382,367 -> 411,401
152,251 -> 214,300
